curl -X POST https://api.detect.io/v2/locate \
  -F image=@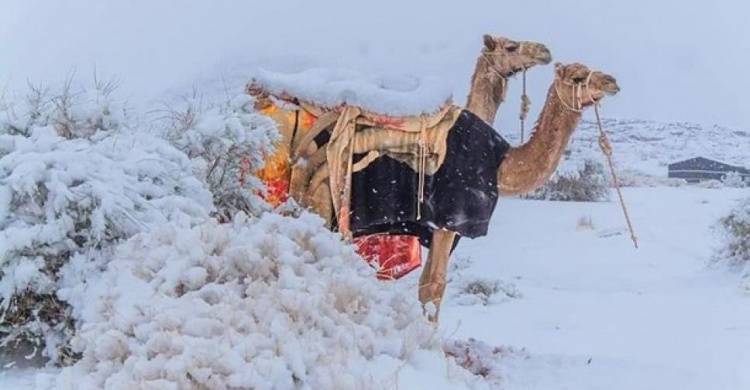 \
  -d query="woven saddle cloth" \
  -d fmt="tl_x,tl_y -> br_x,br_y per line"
247,80 -> 461,235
